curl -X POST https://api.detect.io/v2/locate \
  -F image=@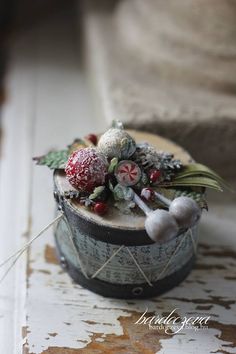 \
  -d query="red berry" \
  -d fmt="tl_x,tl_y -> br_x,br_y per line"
94,202 -> 108,215
85,134 -> 98,146
149,169 -> 161,184
65,147 -> 108,192
141,188 -> 154,201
